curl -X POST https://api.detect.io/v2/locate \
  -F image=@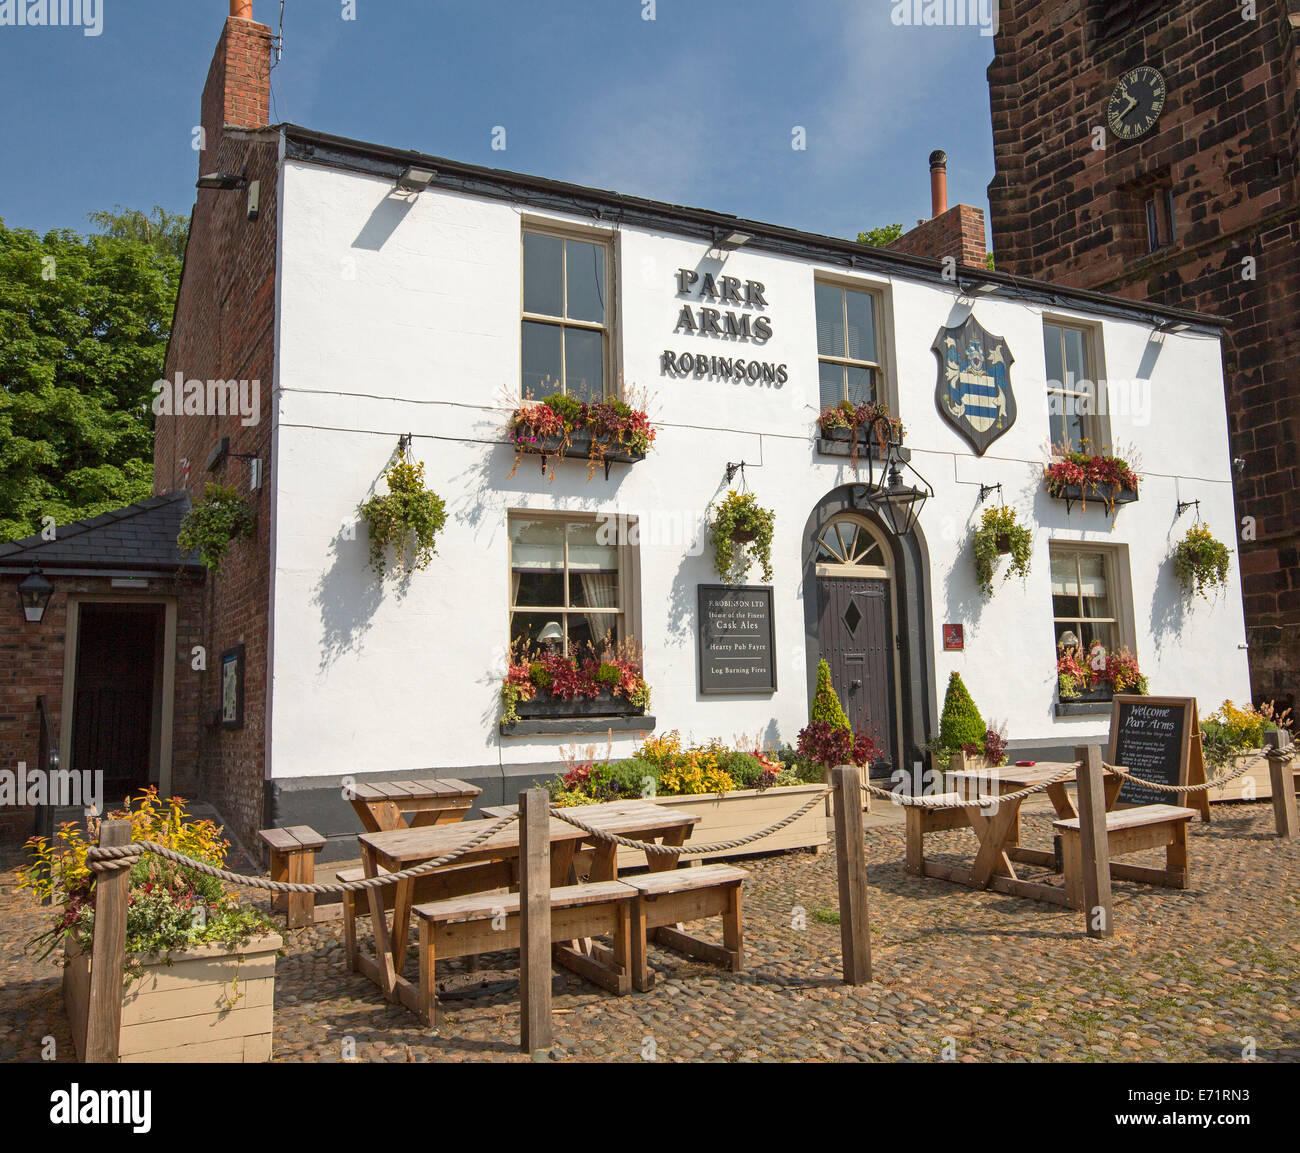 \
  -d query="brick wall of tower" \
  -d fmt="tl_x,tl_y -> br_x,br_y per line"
987,0 -> 1300,708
